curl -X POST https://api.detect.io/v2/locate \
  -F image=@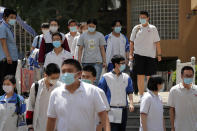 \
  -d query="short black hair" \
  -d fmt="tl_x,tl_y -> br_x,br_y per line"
83,65 -> 97,77
111,55 -> 125,67
181,66 -> 194,75
87,18 -> 97,26
52,32 -> 63,40
147,75 -> 164,91
44,63 -> 60,76
3,8 -> 17,18
3,75 -> 16,85
140,11 -> 149,17
41,22 -> 49,28
49,19 -> 59,25
62,59 -> 82,71
68,19 -> 78,26
111,19 -> 122,27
